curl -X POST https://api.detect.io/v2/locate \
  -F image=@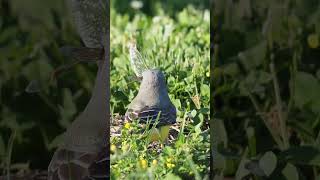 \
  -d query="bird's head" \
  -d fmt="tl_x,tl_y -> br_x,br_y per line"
141,69 -> 167,87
